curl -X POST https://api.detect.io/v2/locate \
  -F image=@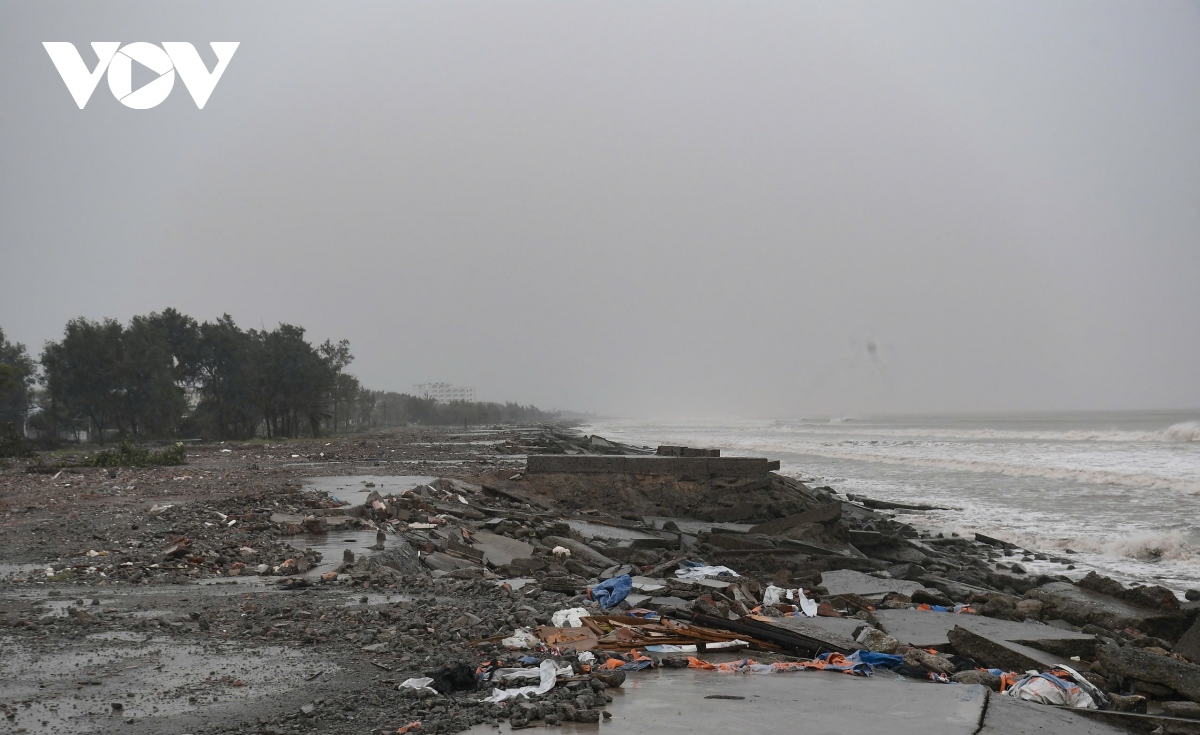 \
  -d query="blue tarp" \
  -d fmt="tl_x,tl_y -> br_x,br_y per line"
588,574 -> 632,609
847,650 -> 904,669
